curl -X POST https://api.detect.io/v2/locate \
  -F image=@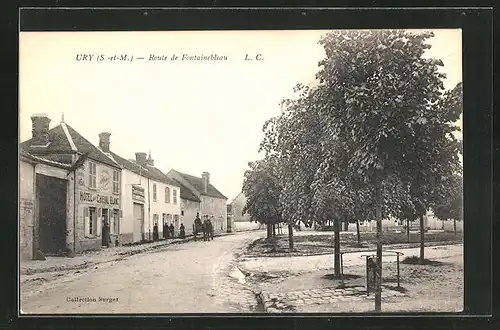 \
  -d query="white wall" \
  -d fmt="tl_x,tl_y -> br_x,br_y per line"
146,179 -> 181,235
181,198 -> 200,235
233,221 -> 261,232
120,169 -> 149,242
